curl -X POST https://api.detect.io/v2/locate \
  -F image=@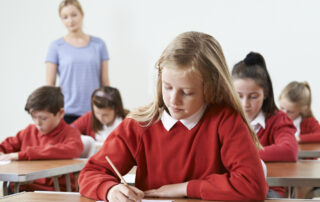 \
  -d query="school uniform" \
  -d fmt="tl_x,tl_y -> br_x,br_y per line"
0,120 -> 83,191
296,116 -> 320,143
252,111 -> 298,162
79,104 -> 268,201
72,111 -> 123,142
251,110 -> 298,197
